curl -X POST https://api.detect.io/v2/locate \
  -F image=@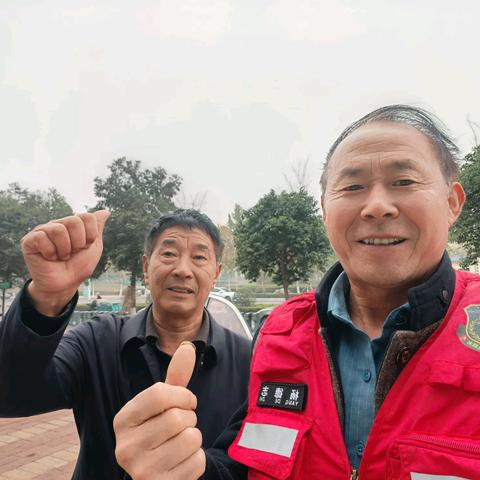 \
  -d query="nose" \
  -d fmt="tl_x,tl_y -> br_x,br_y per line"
172,255 -> 193,279
360,184 -> 399,220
